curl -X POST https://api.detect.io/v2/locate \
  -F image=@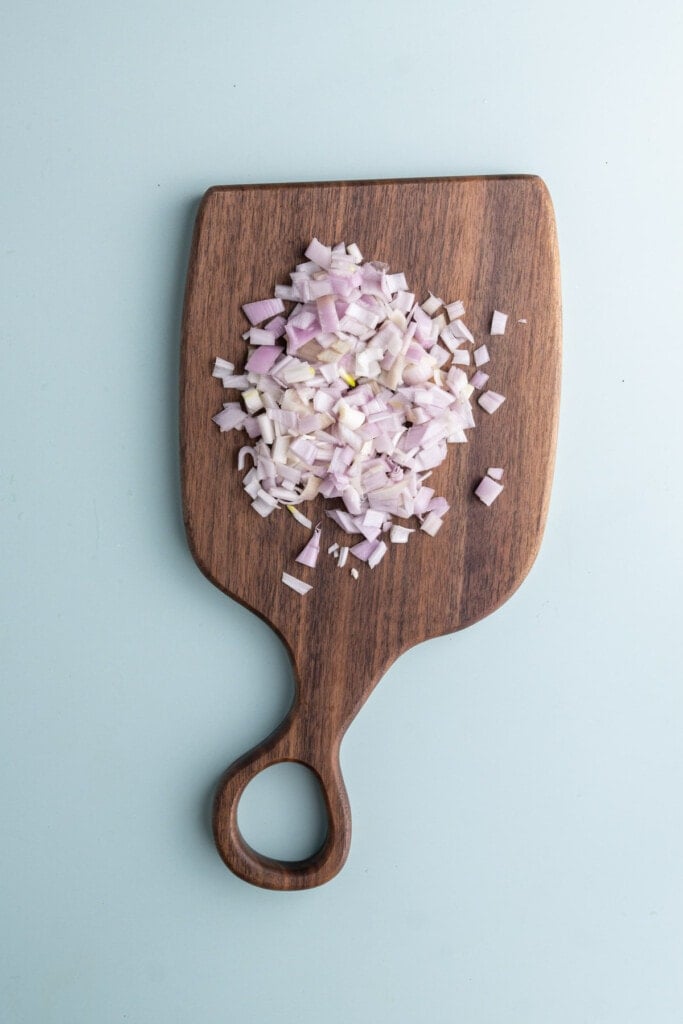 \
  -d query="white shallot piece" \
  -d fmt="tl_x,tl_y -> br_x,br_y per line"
281,572 -> 313,595
478,390 -> 506,415
473,345 -> 490,368
212,238 -> 510,591
490,310 -> 508,335
474,474 -> 504,507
